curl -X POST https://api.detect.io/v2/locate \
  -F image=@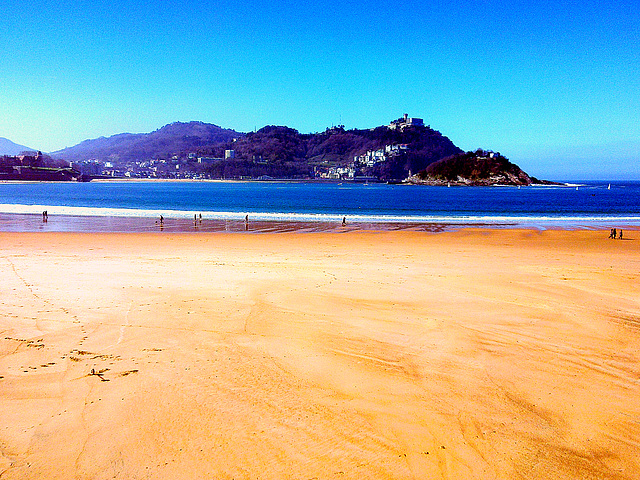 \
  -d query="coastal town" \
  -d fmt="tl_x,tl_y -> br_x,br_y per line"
2,114 -> 435,182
